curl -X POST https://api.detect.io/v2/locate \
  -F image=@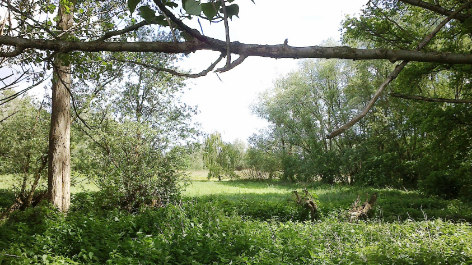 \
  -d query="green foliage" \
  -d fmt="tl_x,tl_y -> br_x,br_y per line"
0,94 -> 49,177
250,29 -> 472,199
0,94 -> 49,208
1,183 -> 472,264
70,32 -> 198,211
203,133 -> 244,180
245,129 -> 282,179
